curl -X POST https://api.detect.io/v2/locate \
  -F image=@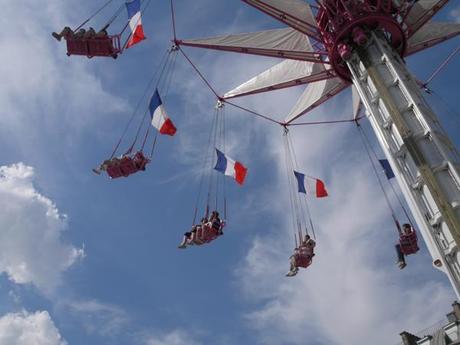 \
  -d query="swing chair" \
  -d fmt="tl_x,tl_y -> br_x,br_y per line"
63,27 -> 122,59
177,103 -> 228,249
356,122 -> 419,268
189,214 -> 226,245
52,0 -> 149,59
283,128 -> 318,277
294,242 -> 315,268
397,221 -> 419,256
103,150 -> 150,178
93,47 -> 178,179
